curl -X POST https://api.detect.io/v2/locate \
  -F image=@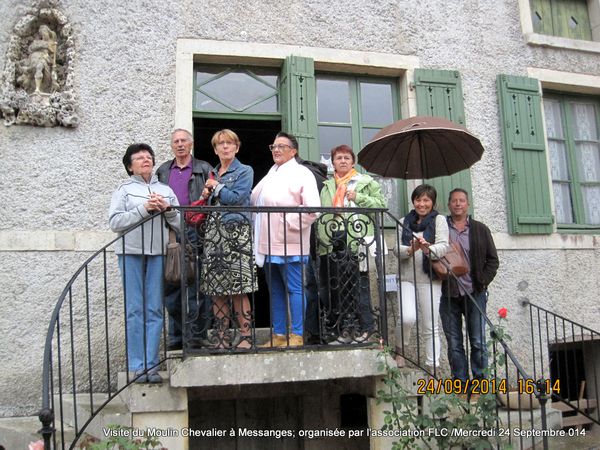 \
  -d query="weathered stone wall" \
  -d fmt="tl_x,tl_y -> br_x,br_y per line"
1,0 -> 599,417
